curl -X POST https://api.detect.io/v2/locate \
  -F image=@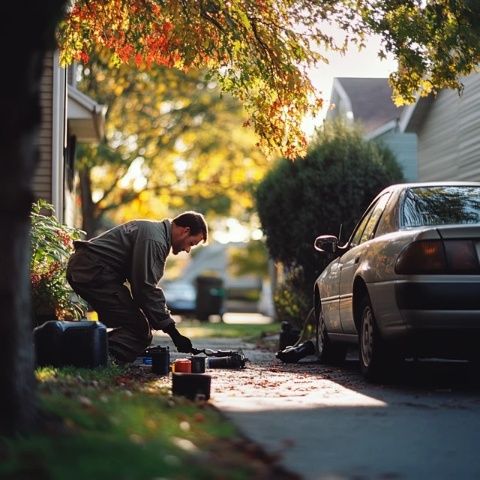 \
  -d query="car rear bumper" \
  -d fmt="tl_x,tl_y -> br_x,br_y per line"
395,281 -> 480,310
369,280 -> 480,357
369,277 -> 480,344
